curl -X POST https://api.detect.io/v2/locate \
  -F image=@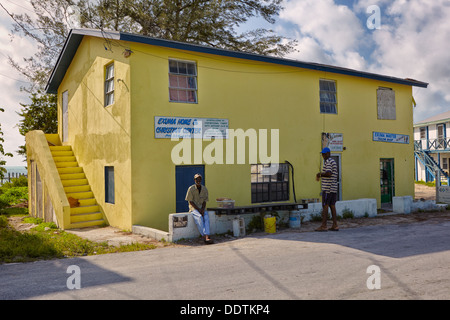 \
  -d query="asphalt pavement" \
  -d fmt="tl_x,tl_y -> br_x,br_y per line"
1,219 -> 449,302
